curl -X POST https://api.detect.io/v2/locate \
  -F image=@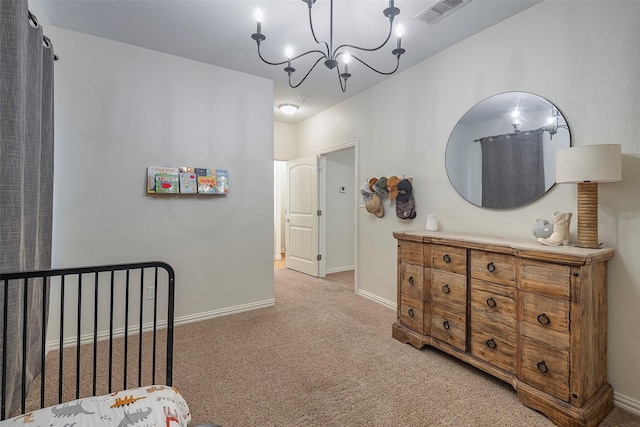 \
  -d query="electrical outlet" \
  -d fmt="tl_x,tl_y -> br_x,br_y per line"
147,286 -> 155,300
